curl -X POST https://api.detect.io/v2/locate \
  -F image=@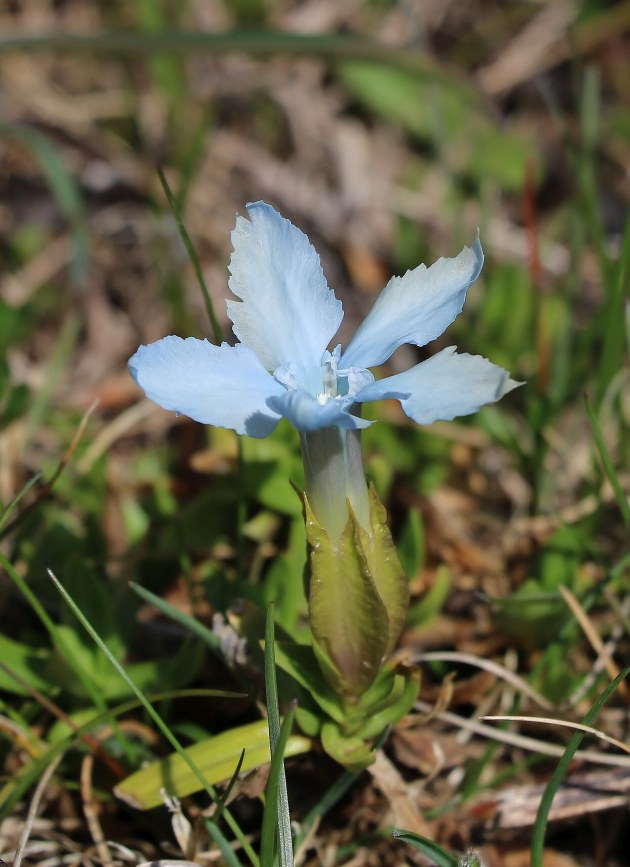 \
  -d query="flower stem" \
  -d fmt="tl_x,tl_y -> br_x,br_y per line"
300,427 -> 370,540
